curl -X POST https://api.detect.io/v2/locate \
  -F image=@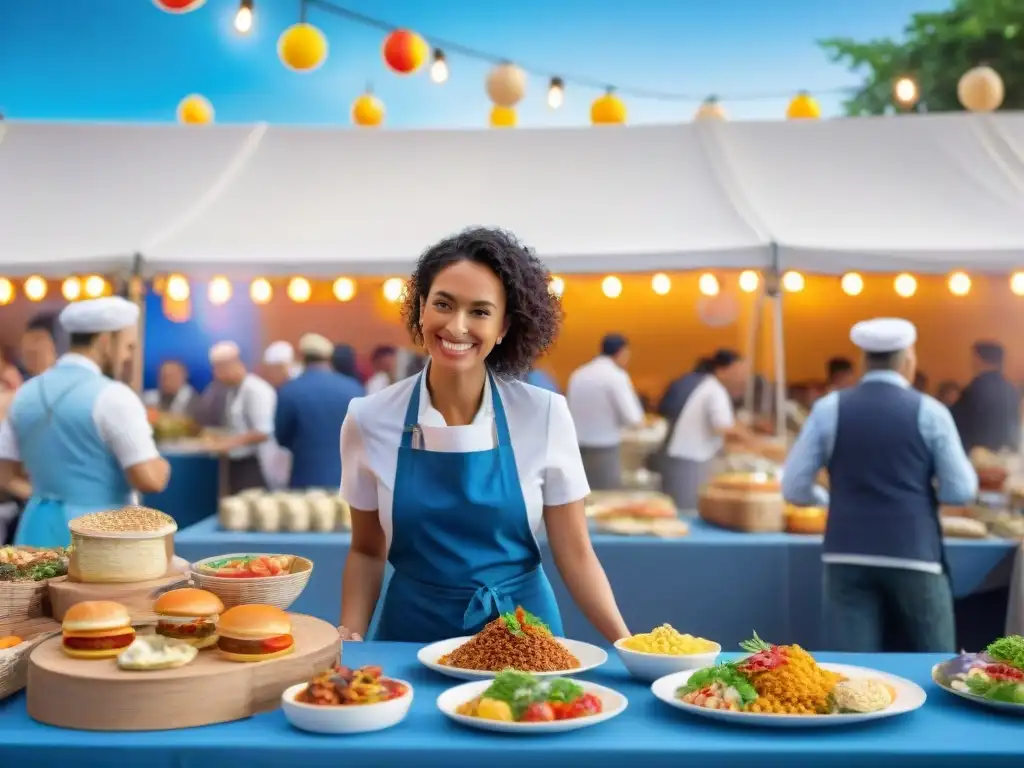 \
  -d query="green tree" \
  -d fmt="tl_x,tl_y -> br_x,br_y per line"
819,0 -> 1024,114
